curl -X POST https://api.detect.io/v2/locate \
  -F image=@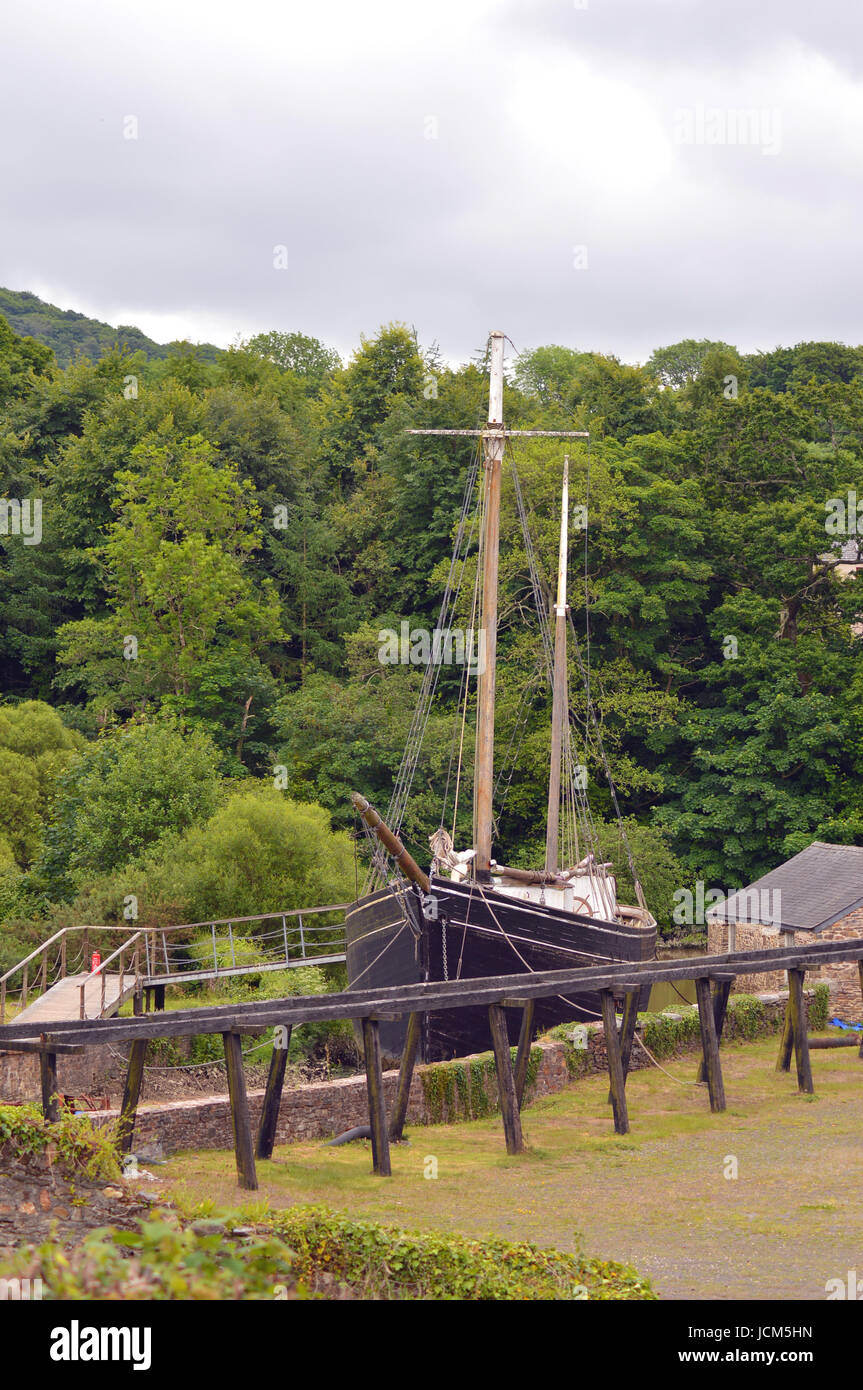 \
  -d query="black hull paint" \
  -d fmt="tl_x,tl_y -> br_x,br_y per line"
345,876 -> 656,1062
